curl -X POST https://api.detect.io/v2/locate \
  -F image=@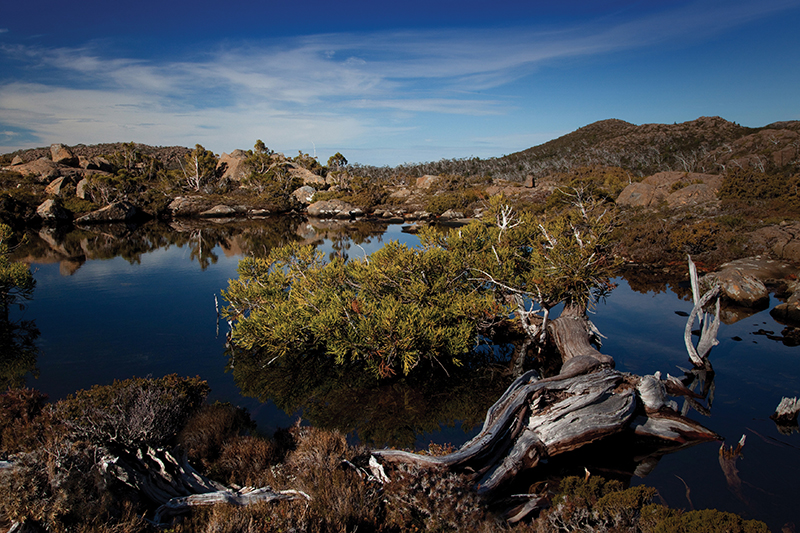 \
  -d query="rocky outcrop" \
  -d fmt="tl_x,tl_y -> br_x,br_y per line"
198,205 -> 247,218
45,176 -> 74,197
415,175 -> 439,189
50,143 -> 79,167
751,223 -> 800,263
36,199 -> 72,225
289,165 -> 325,186
291,185 -> 316,205
218,150 -> 249,182
616,172 -> 723,208
307,199 -> 362,219
168,196 -> 210,217
11,158 -> 61,182
75,201 -> 138,224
